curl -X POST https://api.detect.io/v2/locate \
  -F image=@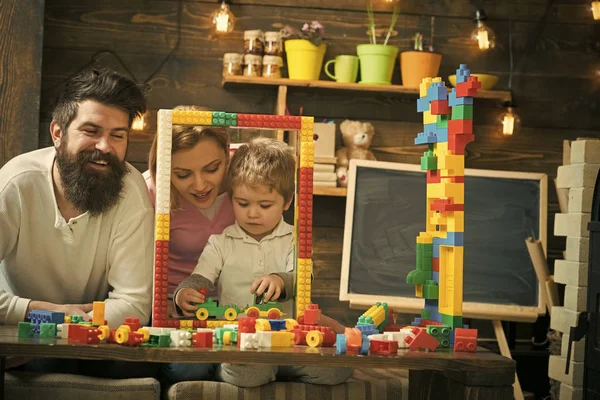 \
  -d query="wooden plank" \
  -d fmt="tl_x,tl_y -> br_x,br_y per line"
222,76 -> 512,102
0,0 -> 45,166
313,186 -> 347,196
